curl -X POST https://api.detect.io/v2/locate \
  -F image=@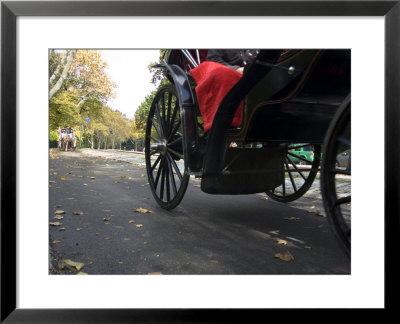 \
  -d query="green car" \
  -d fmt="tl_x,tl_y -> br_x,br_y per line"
288,144 -> 316,165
